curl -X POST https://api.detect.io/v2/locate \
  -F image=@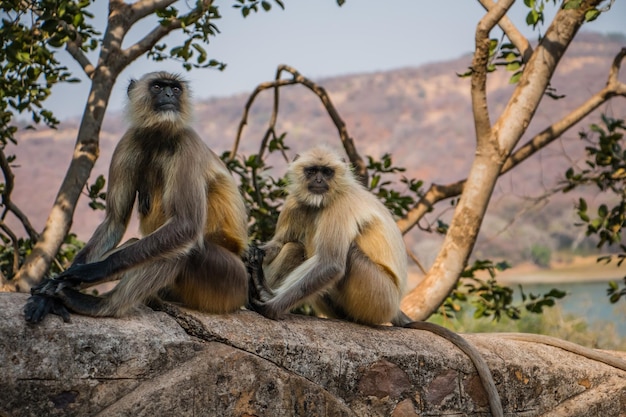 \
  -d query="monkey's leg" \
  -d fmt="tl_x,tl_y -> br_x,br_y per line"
262,241 -> 306,290
174,242 -> 248,314
50,259 -> 183,317
321,245 -> 401,326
